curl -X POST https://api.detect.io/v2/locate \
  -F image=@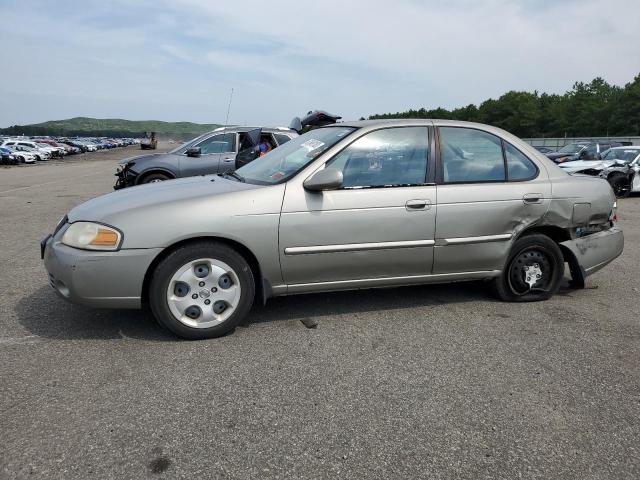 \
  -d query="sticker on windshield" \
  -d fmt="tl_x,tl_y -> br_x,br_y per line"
301,139 -> 325,150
